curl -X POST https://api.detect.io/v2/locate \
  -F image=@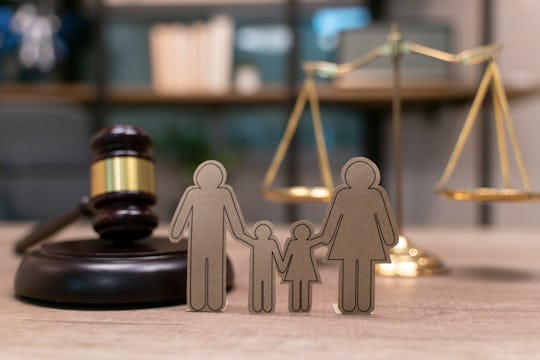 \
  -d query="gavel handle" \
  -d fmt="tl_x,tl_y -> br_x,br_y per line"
14,196 -> 94,255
